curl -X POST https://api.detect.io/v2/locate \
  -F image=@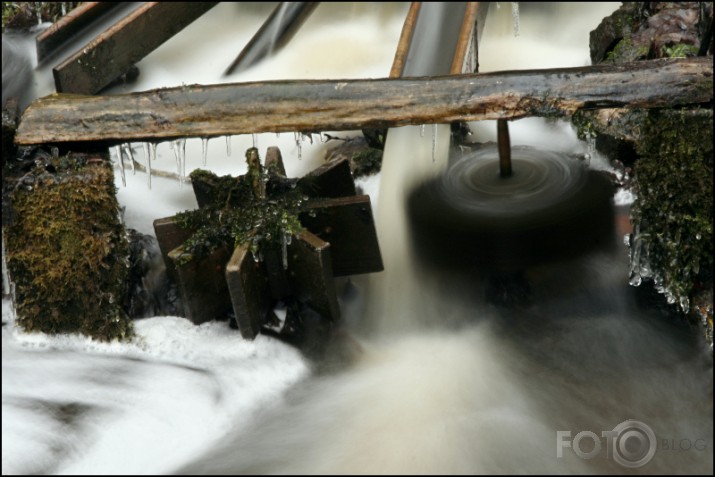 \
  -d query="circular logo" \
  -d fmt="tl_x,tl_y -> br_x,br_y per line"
610,420 -> 657,468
